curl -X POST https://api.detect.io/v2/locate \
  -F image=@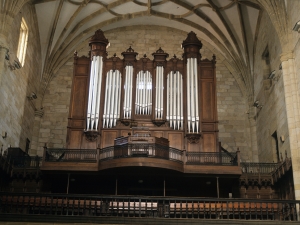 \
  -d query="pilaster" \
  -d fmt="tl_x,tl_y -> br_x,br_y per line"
280,51 -> 300,200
